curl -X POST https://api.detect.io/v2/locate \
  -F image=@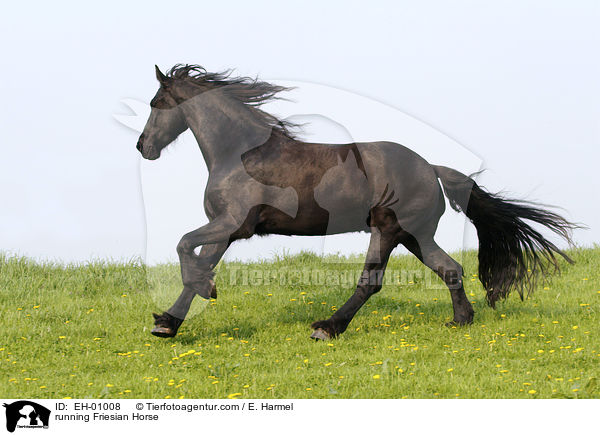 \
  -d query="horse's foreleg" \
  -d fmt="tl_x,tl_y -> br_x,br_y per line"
152,242 -> 228,338
176,215 -> 243,299
151,216 -> 239,338
310,207 -> 400,340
